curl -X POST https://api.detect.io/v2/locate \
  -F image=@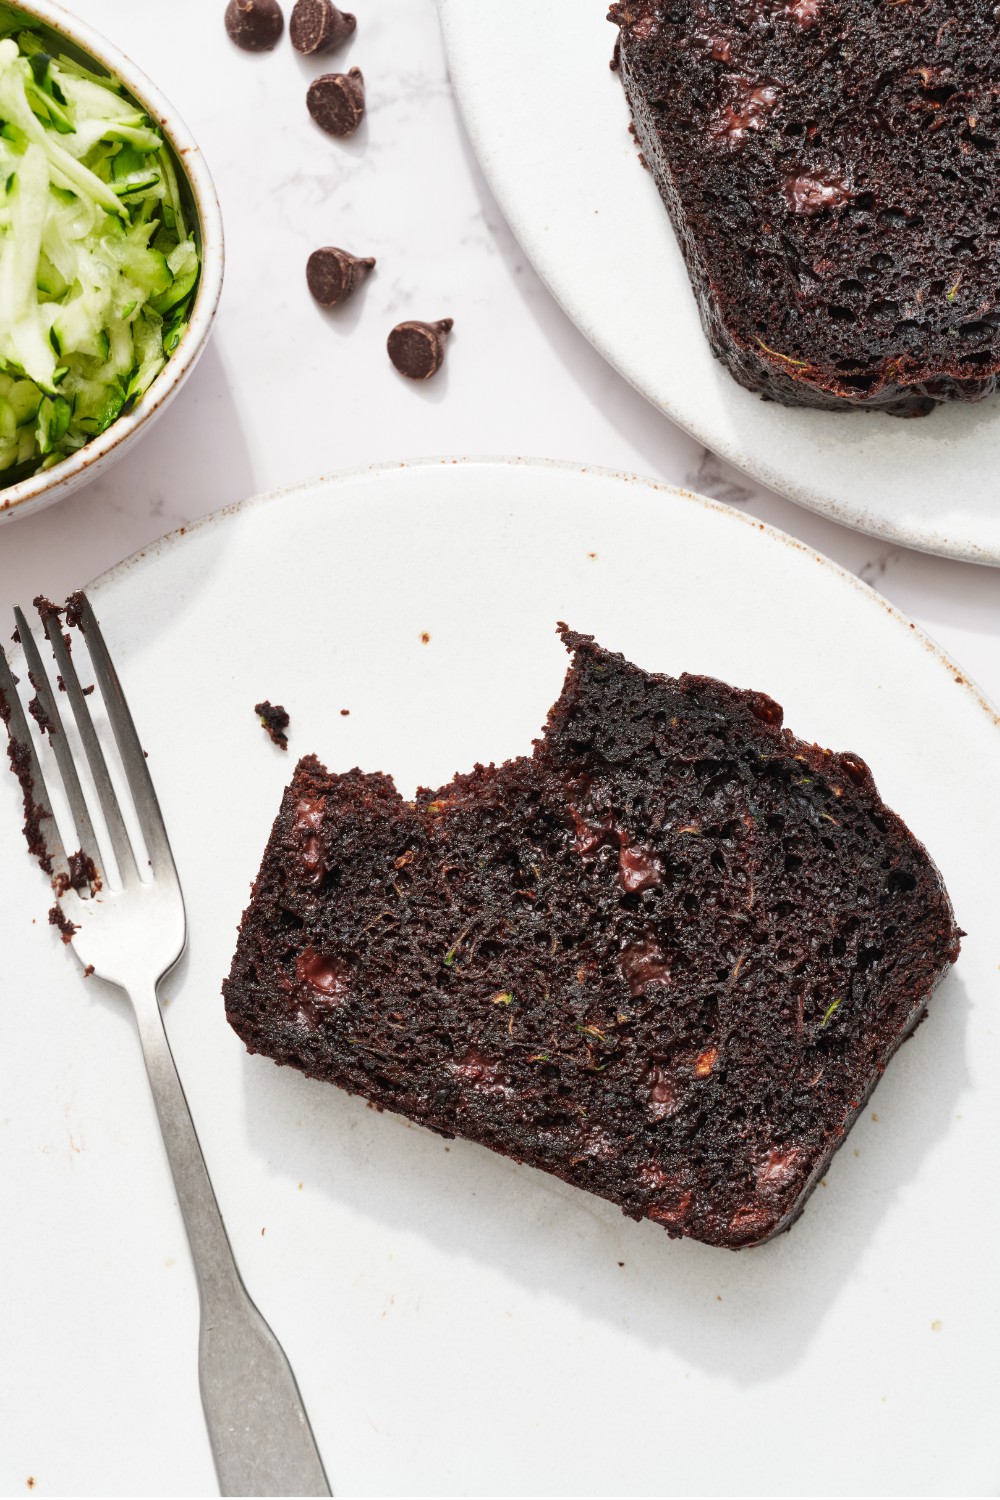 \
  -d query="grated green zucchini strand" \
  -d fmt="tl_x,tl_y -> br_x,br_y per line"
0,31 -> 200,487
